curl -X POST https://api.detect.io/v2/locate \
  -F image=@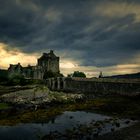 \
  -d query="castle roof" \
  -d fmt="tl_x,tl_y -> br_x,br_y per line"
38,50 -> 58,60
9,63 -> 22,70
